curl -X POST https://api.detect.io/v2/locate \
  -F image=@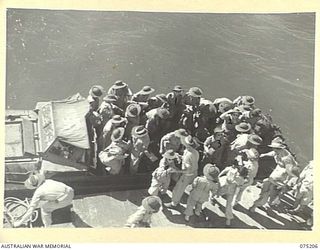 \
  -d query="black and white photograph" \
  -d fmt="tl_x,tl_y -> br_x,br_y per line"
4,8 -> 315,231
